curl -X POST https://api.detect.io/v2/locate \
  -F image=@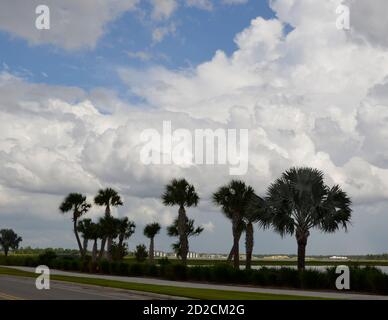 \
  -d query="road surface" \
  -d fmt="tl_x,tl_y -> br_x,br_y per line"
4,266 -> 388,300
0,275 -> 182,300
